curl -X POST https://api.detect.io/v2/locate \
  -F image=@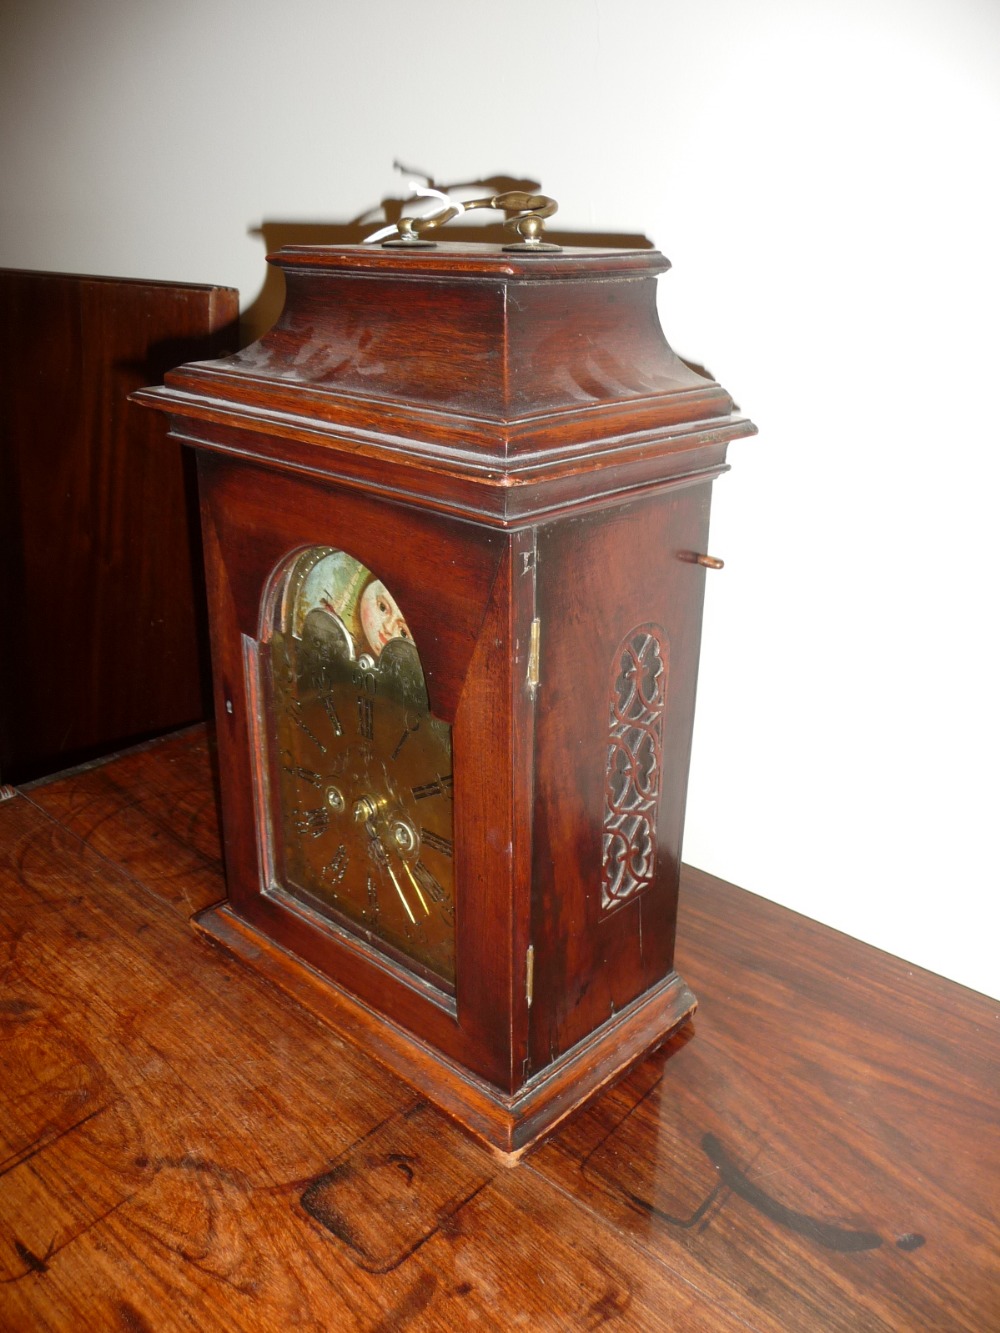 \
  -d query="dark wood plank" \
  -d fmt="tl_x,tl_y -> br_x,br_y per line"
0,269 -> 238,783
